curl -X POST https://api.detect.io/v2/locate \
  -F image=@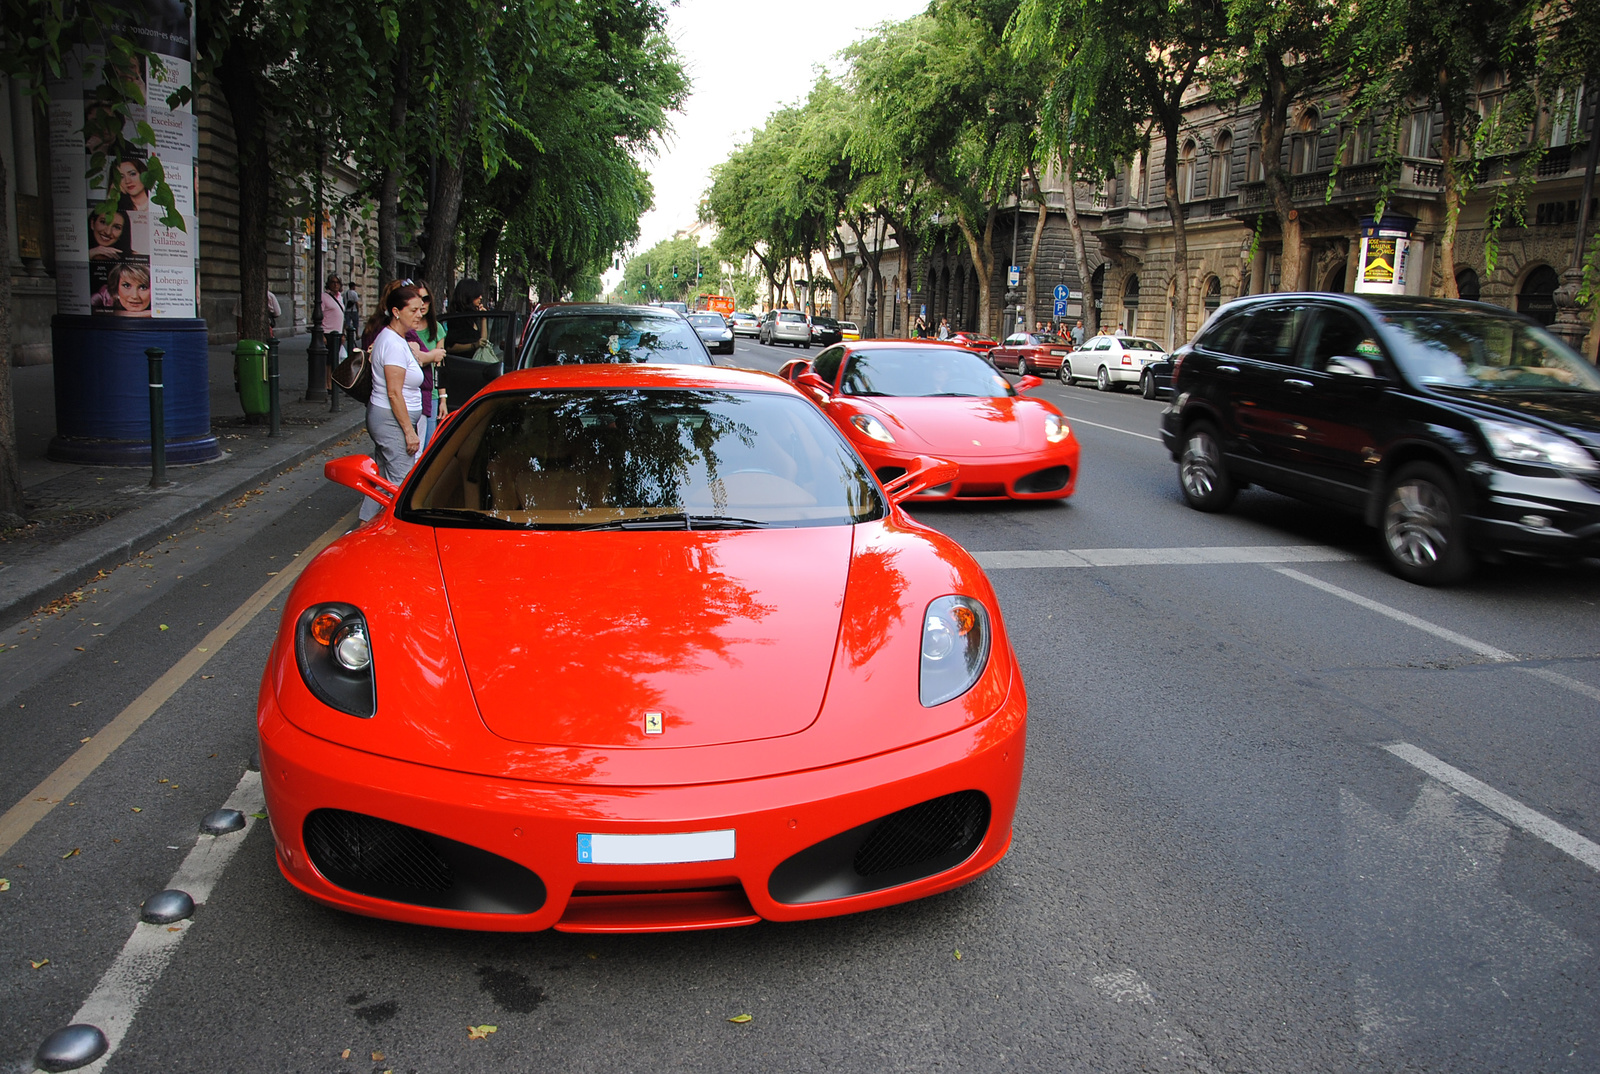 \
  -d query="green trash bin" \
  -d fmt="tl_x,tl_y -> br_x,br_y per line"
233,339 -> 269,418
